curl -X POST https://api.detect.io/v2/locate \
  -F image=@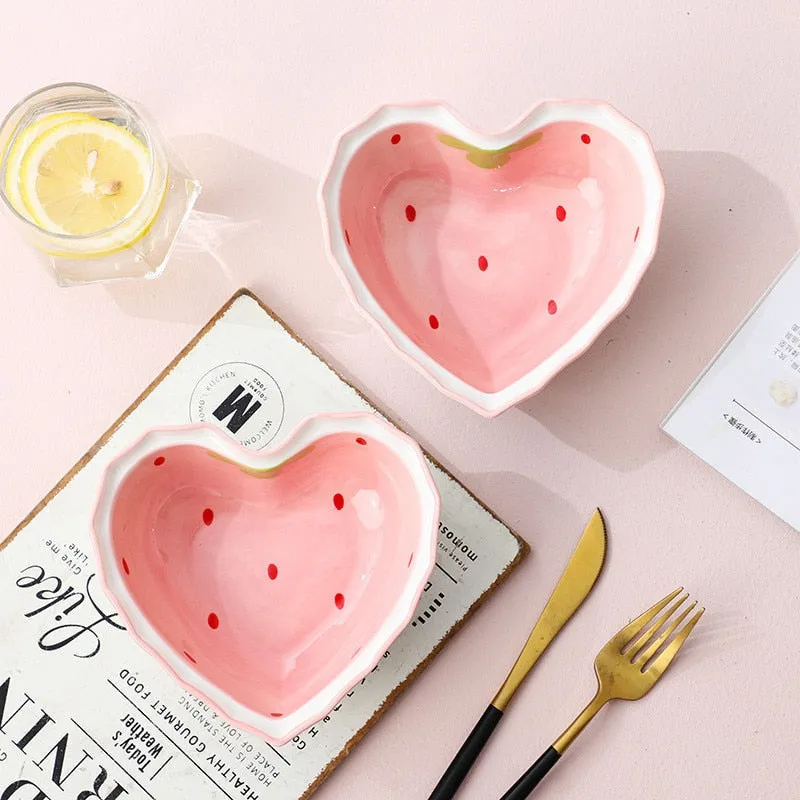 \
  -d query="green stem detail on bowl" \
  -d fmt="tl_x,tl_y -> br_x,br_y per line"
437,131 -> 543,168
206,445 -> 315,478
